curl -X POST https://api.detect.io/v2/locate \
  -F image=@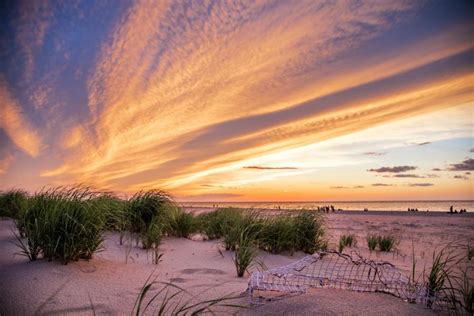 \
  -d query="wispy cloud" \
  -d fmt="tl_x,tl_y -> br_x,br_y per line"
372,183 -> 395,187
392,174 -> 424,178
416,141 -> 431,146
0,154 -> 13,175
368,166 -> 417,173
453,175 -> 469,180
447,158 -> 474,171
44,1 -> 436,186
364,152 -> 386,156
14,0 -> 53,81
0,78 -> 41,156
331,185 -> 365,189
408,183 -> 434,187
243,166 -> 298,170
383,173 -> 440,178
